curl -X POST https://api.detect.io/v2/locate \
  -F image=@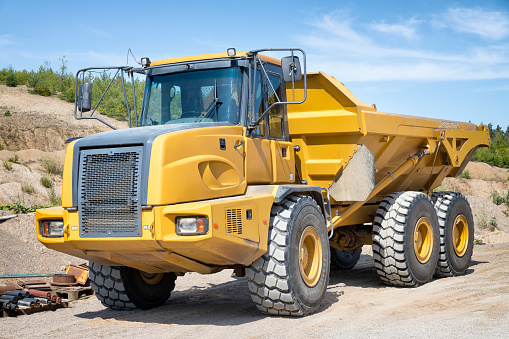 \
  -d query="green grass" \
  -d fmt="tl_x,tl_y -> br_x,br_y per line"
0,202 -> 49,214
474,238 -> 486,245
40,176 -> 53,188
22,183 -> 35,194
491,190 -> 509,206
2,160 -> 12,171
433,183 -> 445,193
489,217 -> 498,232
40,156 -> 63,176
460,170 -> 471,179
7,155 -> 19,163
48,189 -> 61,206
